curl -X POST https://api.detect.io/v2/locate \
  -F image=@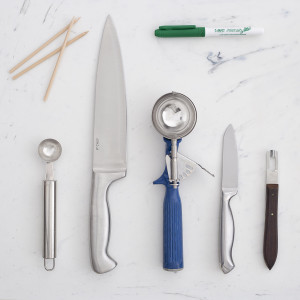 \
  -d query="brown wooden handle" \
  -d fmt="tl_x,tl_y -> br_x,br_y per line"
263,184 -> 278,270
